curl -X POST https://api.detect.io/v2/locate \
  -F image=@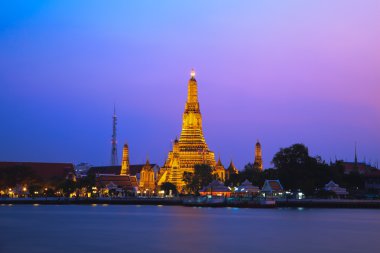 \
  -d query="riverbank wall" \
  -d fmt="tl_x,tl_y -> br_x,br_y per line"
1,198 -> 380,209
